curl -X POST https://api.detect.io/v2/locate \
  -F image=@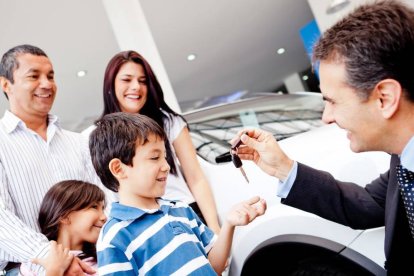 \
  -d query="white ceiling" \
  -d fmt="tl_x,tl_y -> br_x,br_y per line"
0,0 -> 314,131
